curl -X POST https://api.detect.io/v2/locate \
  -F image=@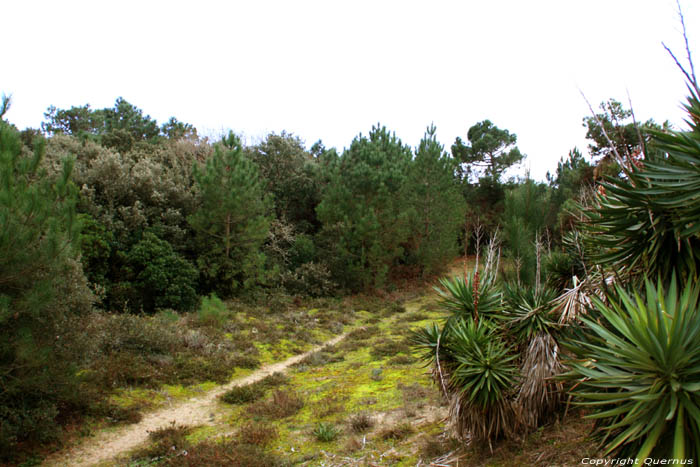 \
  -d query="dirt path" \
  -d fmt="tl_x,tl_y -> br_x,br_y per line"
43,333 -> 349,467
